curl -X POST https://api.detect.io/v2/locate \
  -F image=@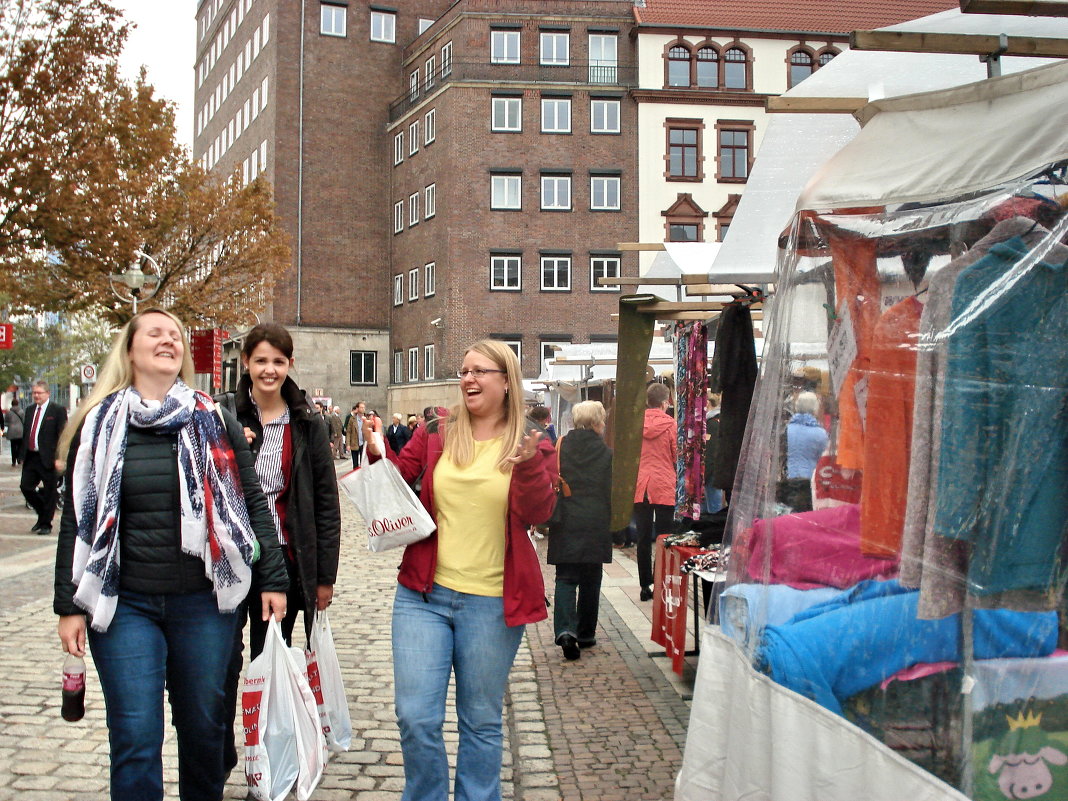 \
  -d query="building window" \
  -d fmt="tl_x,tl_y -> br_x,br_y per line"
667,44 -> 690,87
393,132 -> 403,165
350,350 -> 377,385
789,48 -> 815,88
540,32 -> 569,66
491,30 -> 520,64
541,98 -> 571,133
393,201 -> 404,234
408,120 -> 419,154
664,193 -> 707,242
491,174 -> 521,210
418,18 -> 434,35
370,10 -> 395,43
716,121 -> 753,181
424,109 -> 436,143
424,344 -> 435,380
408,347 -> 419,382
424,262 -> 436,296
666,120 -> 703,180
320,3 -> 346,36
441,41 -> 453,76
425,55 -> 436,89
669,223 -> 699,241
540,175 -> 571,211
491,96 -> 521,132
490,254 -> 521,290
818,48 -> 839,67
409,70 -> 419,102
393,350 -> 403,383
540,338 -> 571,366
540,255 -> 571,291
393,274 -> 403,305
697,46 -> 718,87
408,192 -> 419,225
424,183 -> 436,218
591,256 -> 620,291
723,46 -> 748,89
589,34 -> 617,83
590,175 -> 620,210
497,339 -> 522,364
590,99 -> 620,134
408,267 -> 419,301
